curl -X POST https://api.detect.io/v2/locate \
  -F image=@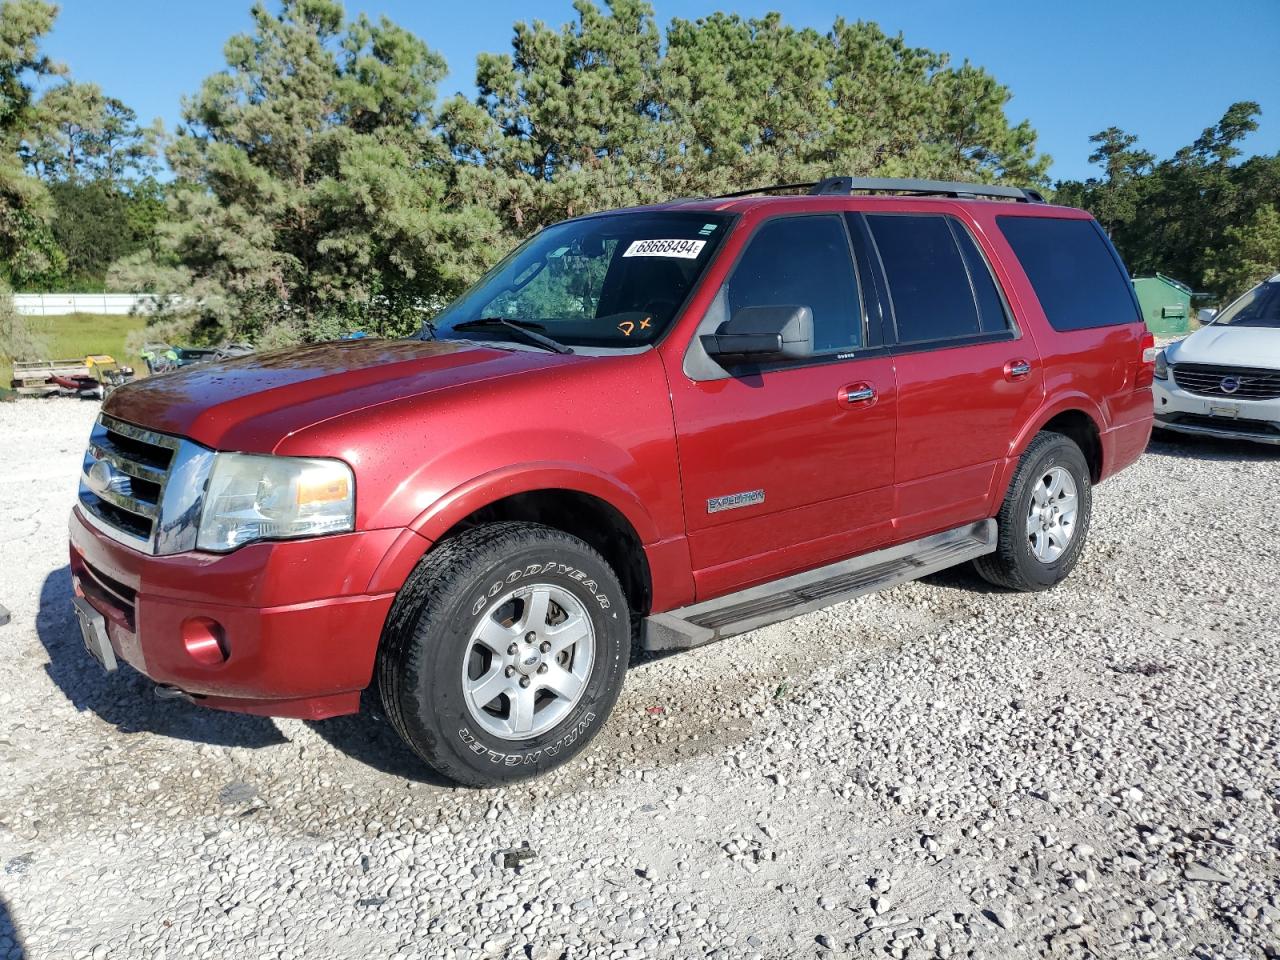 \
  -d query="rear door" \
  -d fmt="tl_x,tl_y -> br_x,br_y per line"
994,214 -> 1150,471
856,212 -> 1044,541
666,213 -> 898,599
